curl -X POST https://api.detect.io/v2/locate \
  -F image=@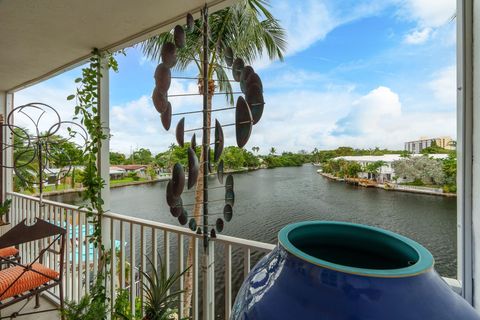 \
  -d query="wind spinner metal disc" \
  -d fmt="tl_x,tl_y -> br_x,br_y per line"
170,197 -> 183,217
216,218 -> 224,232
154,11 -> 267,241
226,174 -> 234,190
225,189 -> 235,207
161,42 -> 177,68
214,119 -> 224,162
235,96 -> 253,148
217,160 -> 224,184
246,85 -> 264,125
178,211 -> 188,225
176,117 -> 185,147
171,163 -> 185,197
174,25 -> 186,48
161,101 -> 172,130
240,66 -> 255,93
187,147 -> 199,189
186,13 -> 194,32
152,88 -> 168,114
154,63 -> 171,94
166,181 -> 176,207
223,204 -> 233,222
232,58 -> 245,81
191,133 -> 197,149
